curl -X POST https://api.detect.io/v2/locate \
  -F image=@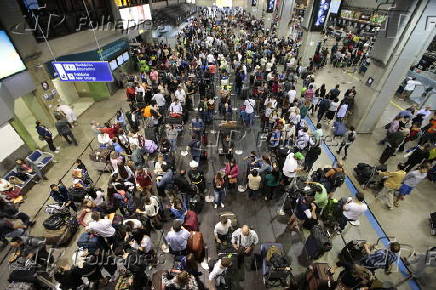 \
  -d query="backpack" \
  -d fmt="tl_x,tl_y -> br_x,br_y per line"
266,245 -> 282,262
43,213 -> 70,230
330,170 -> 346,188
